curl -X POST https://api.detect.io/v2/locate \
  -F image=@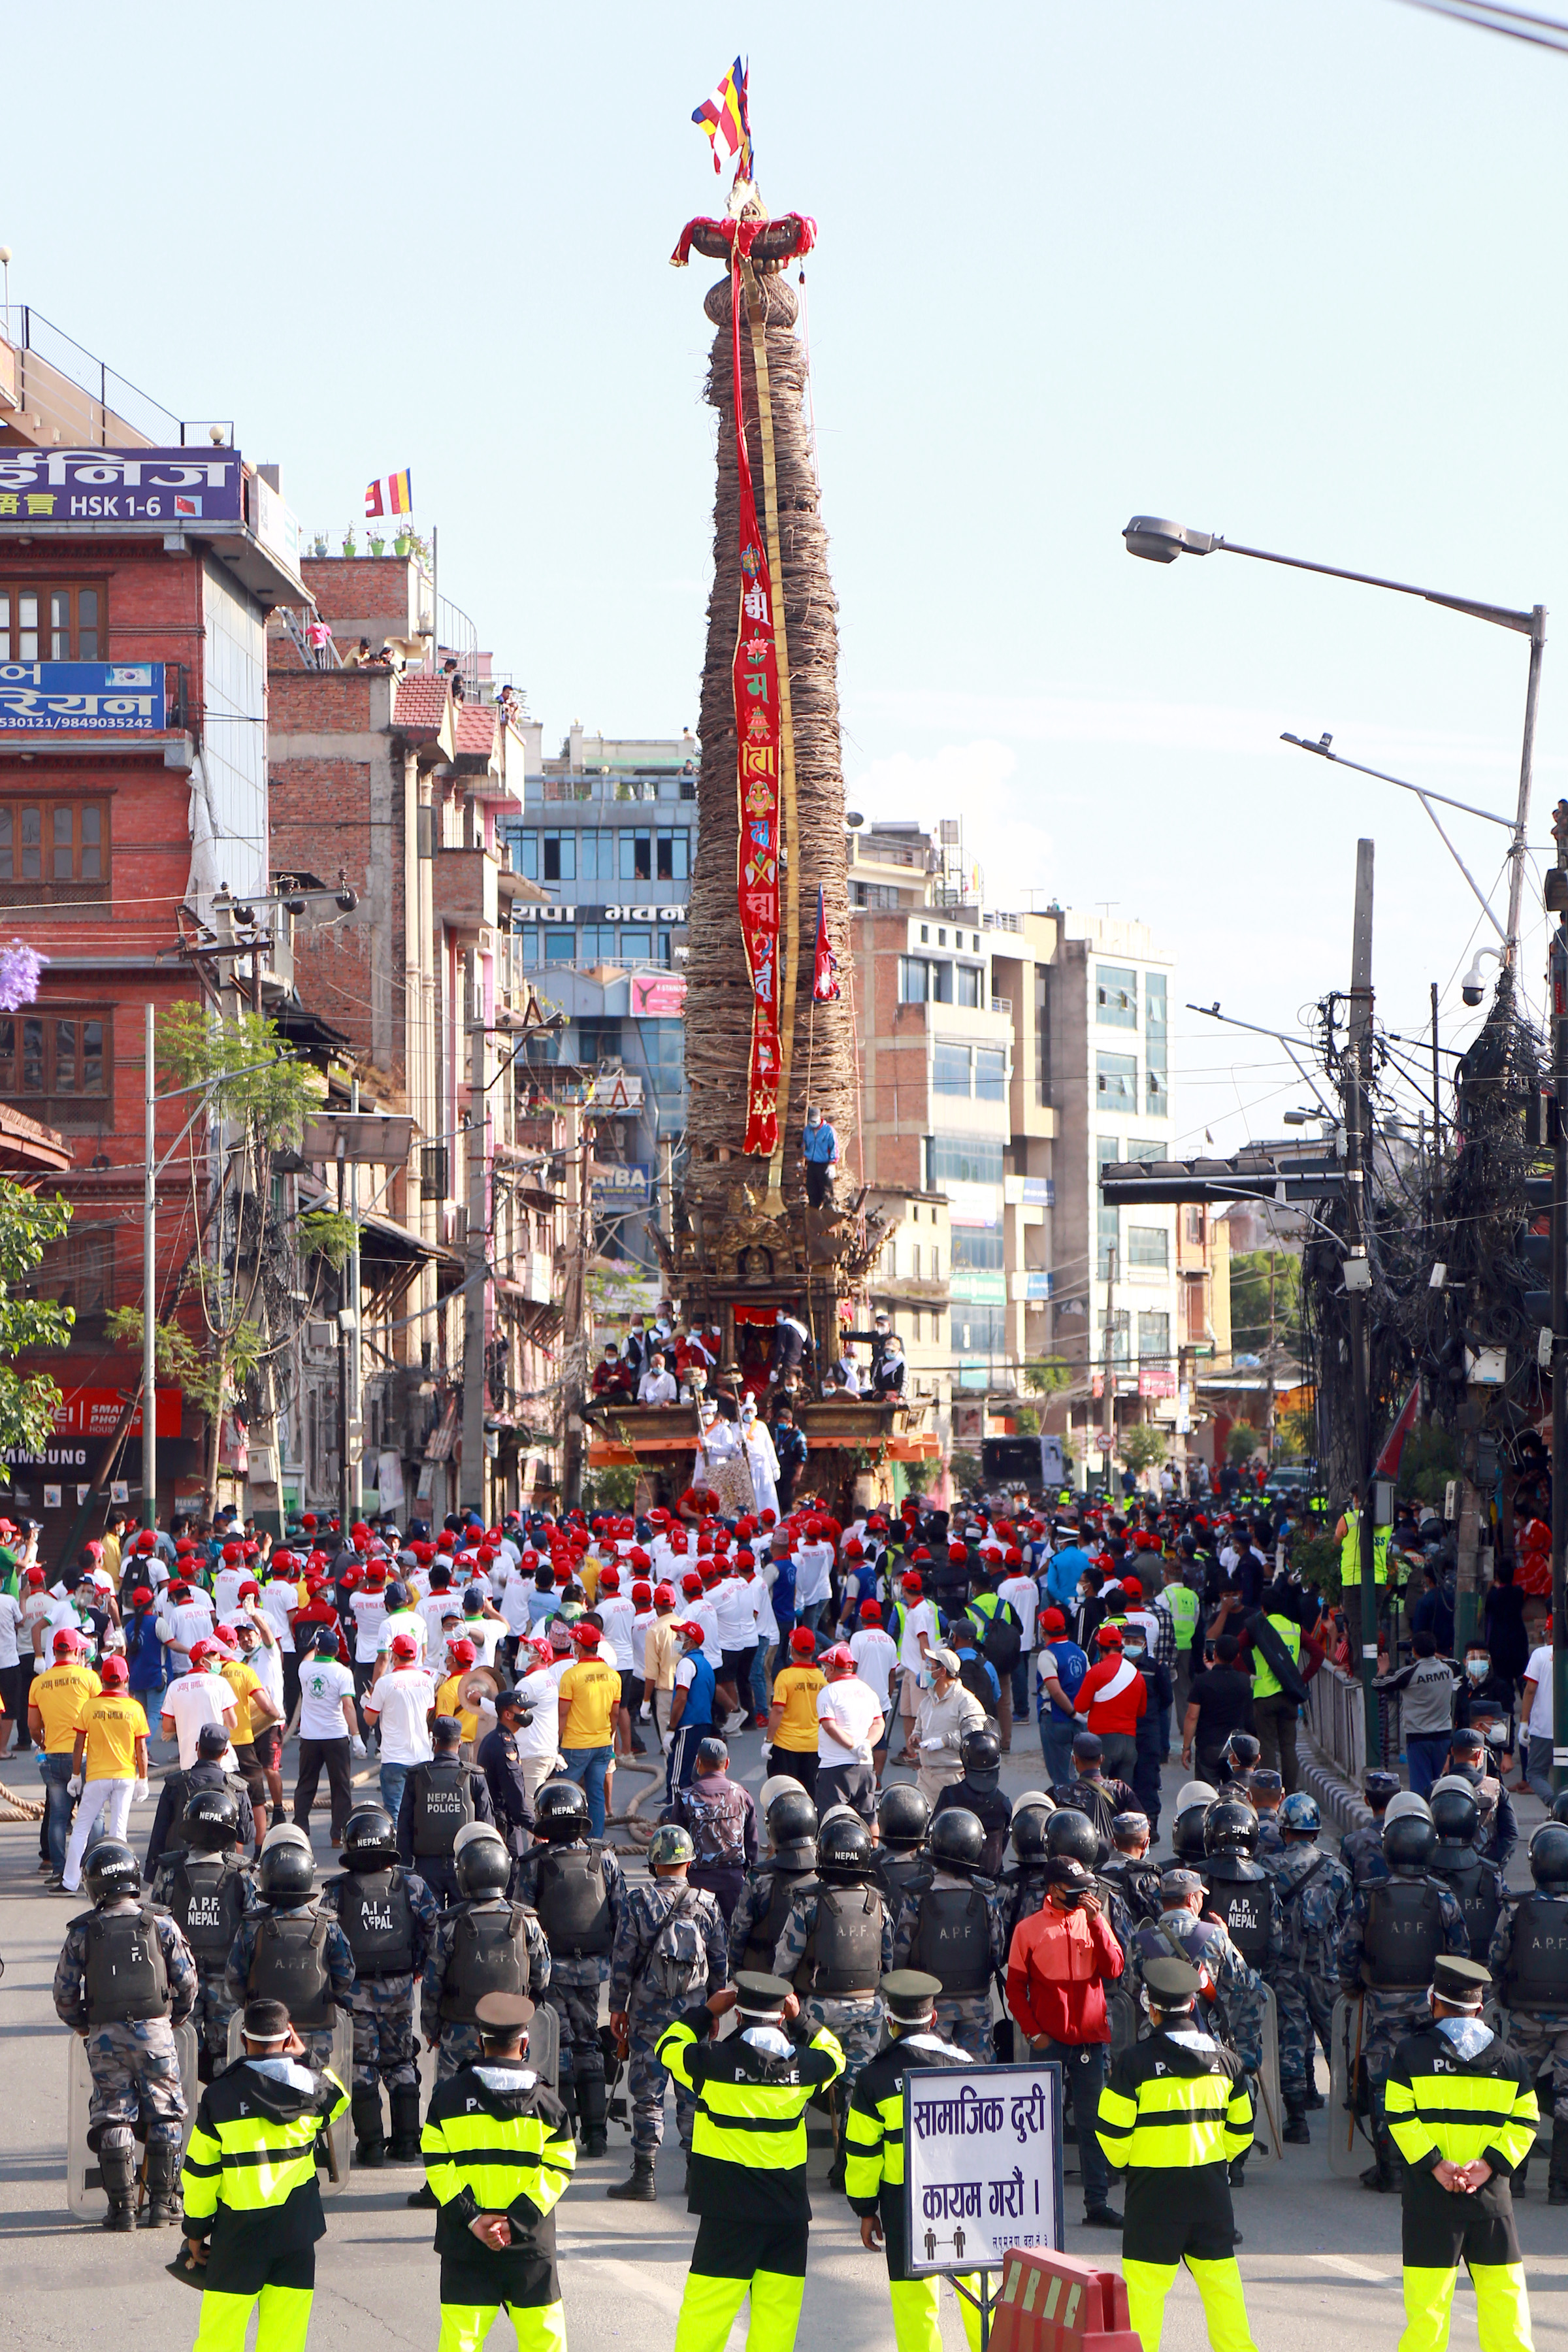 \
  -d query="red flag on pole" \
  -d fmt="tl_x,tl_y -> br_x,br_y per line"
1374,1381 -> 1421,1480
812,884 -> 840,1002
